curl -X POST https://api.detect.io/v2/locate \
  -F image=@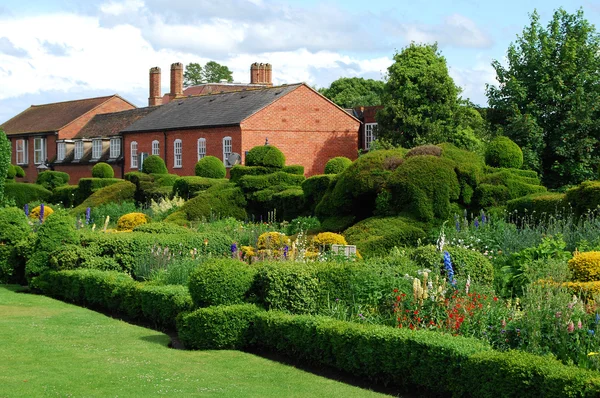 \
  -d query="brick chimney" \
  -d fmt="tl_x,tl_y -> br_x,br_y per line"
250,62 -> 273,86
148,67 -> 162,106
169,62 -> 184,100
